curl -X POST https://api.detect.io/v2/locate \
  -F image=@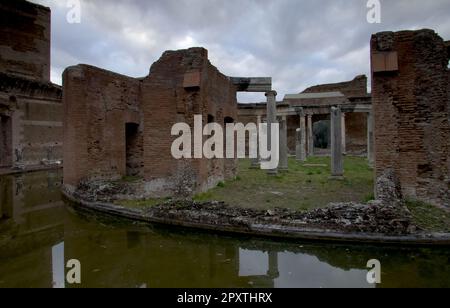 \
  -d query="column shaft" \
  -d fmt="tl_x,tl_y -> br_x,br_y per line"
331,107 -> 344,178
279,115 -> 288,171
307,114 -> 314,157
266,91 -> 278,175
341,113 -> 346,155
295,109 -> 307,161
250,115 -> 262,169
